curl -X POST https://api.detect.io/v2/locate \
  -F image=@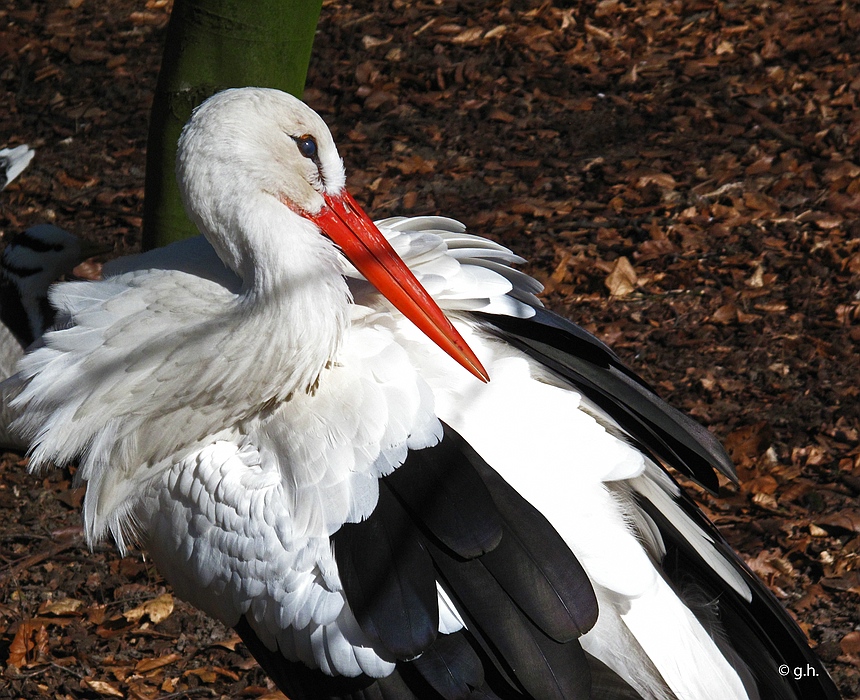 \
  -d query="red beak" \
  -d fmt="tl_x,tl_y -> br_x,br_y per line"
305,190 -> 489,383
